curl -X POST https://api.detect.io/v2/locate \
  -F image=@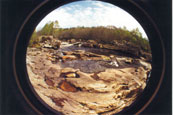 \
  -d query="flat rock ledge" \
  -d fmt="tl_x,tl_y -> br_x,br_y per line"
26,47 -> 151,115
